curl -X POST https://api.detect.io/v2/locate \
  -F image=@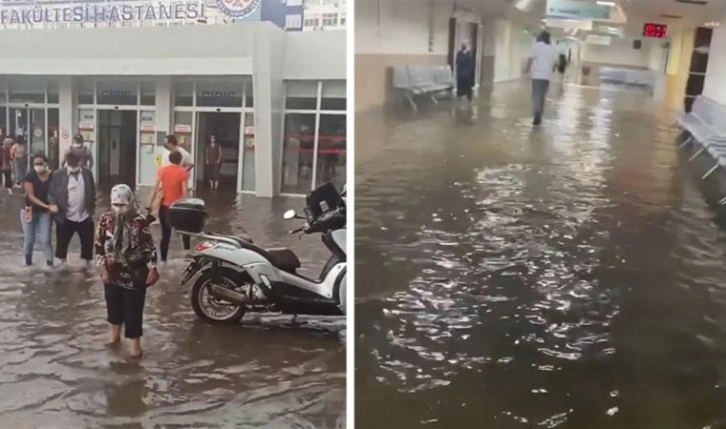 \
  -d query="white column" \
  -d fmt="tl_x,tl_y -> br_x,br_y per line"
58,77 -> 77,157
252,24 -> 286,198
138,77 -> 172,187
